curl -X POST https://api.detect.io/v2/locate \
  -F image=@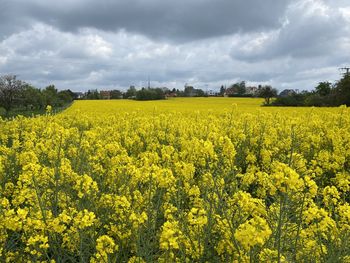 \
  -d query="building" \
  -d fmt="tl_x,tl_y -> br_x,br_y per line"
246,86 -> 258,95
223,87 -> 237,96
279,89 -> 296,97
165,92 -> 177,98
100,90 -> 111,100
